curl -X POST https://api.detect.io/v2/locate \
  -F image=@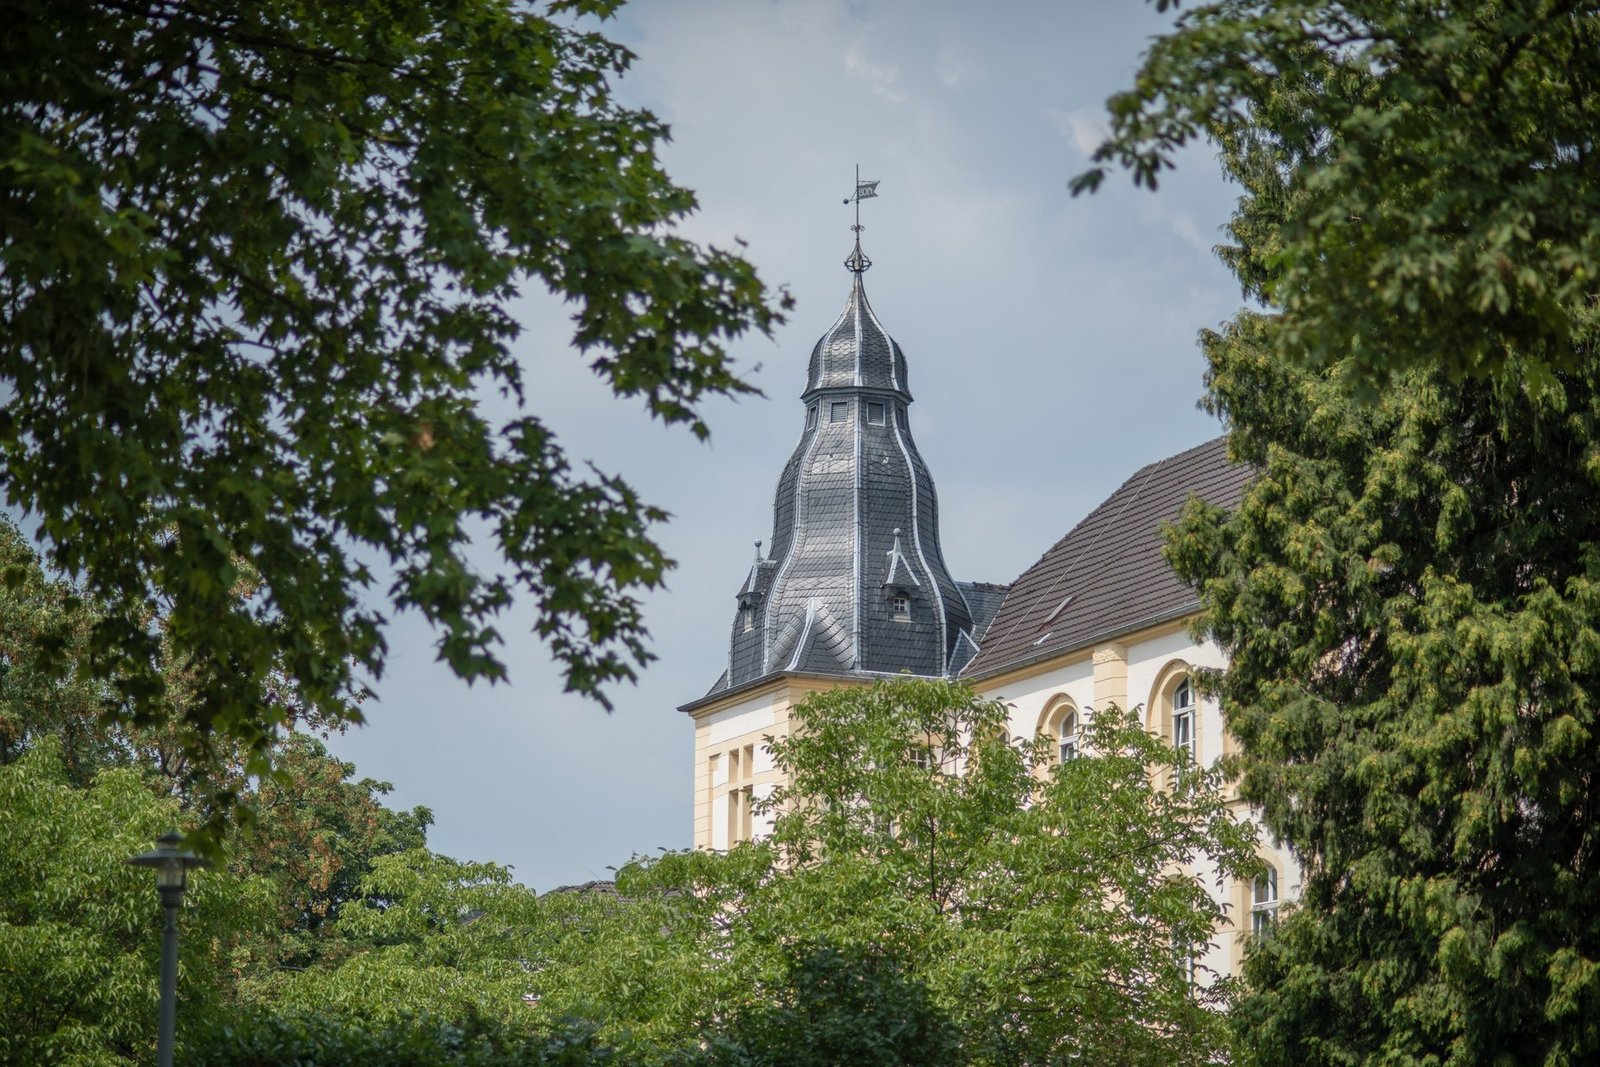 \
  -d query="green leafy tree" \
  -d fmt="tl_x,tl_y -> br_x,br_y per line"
0,0 -> 787,839
1075,0 -> 1600,393
233,733 -> 433,968
614,679 -> 1258,1066
0,739 -> 277,1067
703,940 -> 961,1067
248,849 -> 549,1028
